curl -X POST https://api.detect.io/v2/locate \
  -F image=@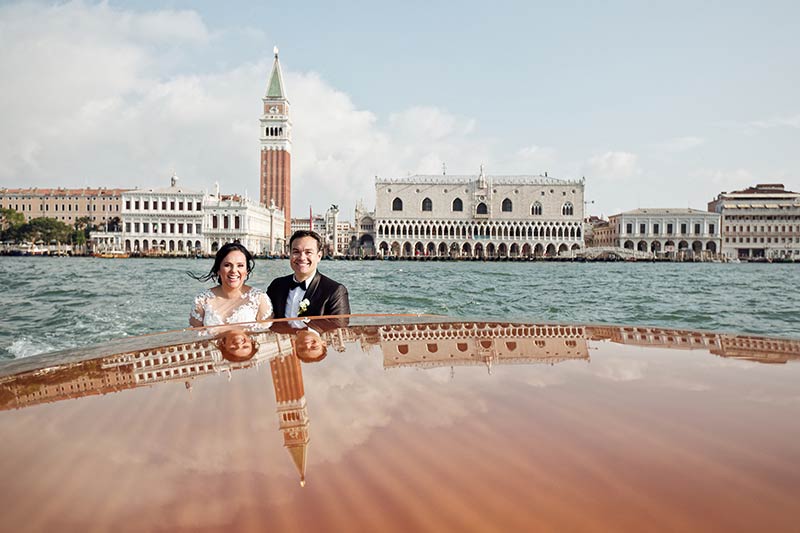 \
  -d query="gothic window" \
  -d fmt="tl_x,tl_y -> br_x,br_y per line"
502,198 -> 513,212
452,198 -> 463,212
422,197 -> 432,211
392,197 -> 403,211
562,202 -> 574,216
476,202 -> 488,215
531,202 -> 542,216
